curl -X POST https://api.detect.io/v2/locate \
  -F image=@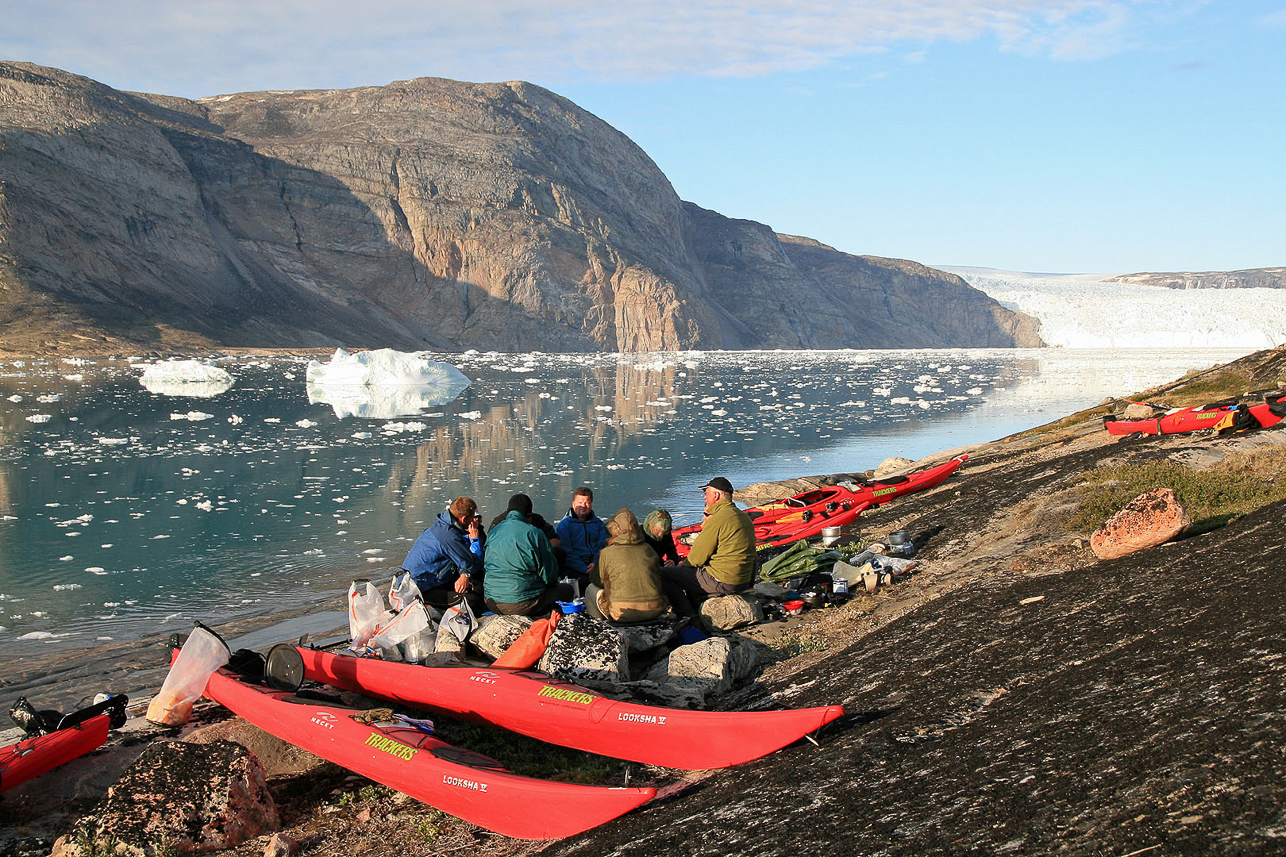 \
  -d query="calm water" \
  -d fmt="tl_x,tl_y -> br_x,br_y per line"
0,347 -> 1247,664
